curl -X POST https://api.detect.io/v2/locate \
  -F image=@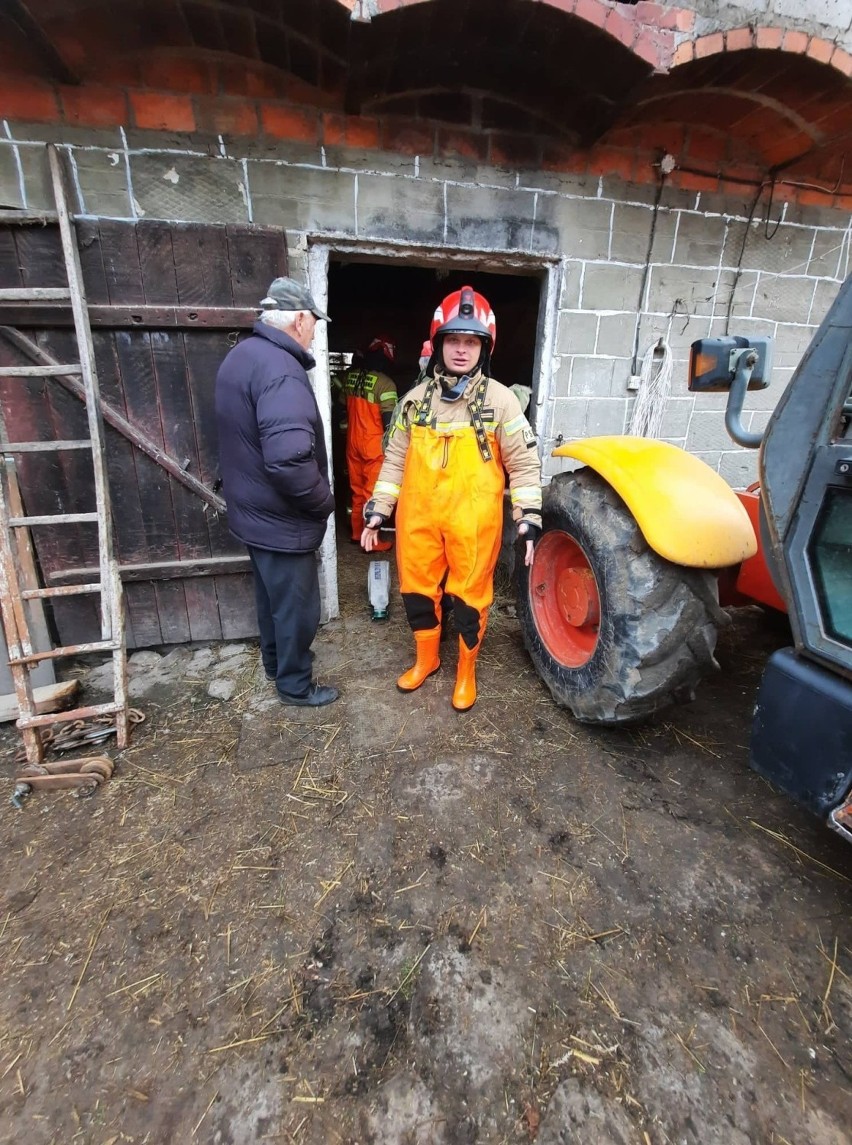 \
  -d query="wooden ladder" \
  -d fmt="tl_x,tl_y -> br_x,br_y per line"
0,144 -> 128,764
